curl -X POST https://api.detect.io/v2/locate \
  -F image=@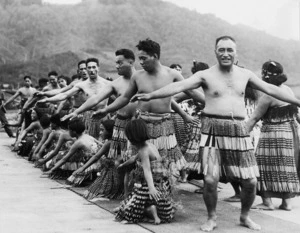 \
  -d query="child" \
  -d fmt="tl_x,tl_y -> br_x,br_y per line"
115,119 -> 174,225
43,118 -> 101,181
67,119 -> 115,186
